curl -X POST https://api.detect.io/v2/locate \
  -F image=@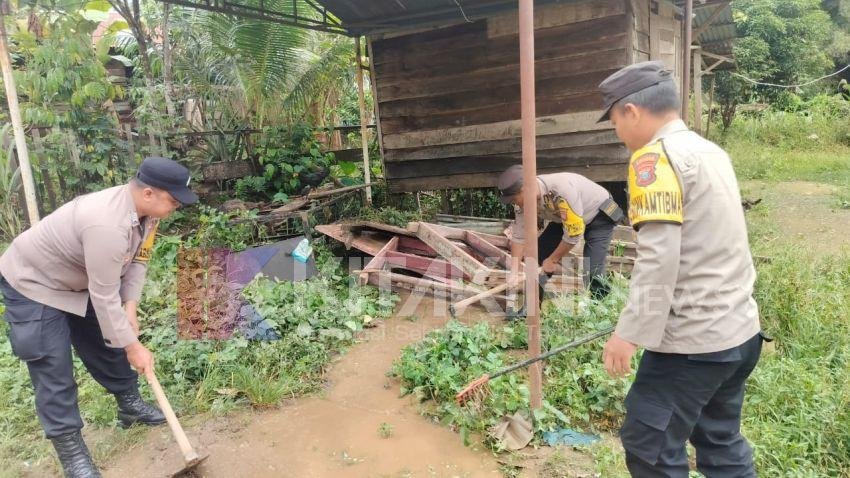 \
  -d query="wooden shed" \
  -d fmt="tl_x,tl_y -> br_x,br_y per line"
359,0 -> 681,192
160,0 -> 735,194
